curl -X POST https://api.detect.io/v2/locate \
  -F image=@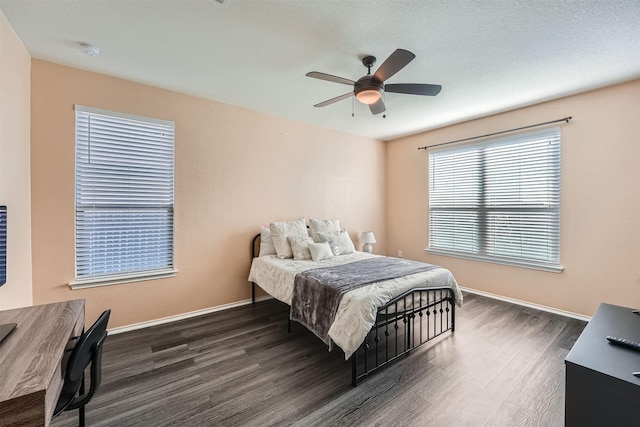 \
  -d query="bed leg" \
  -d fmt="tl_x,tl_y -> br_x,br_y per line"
252,282 -> 256,306
451,301 -> 455,332
449,291 -> 455,332
351,353 -> 358,387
